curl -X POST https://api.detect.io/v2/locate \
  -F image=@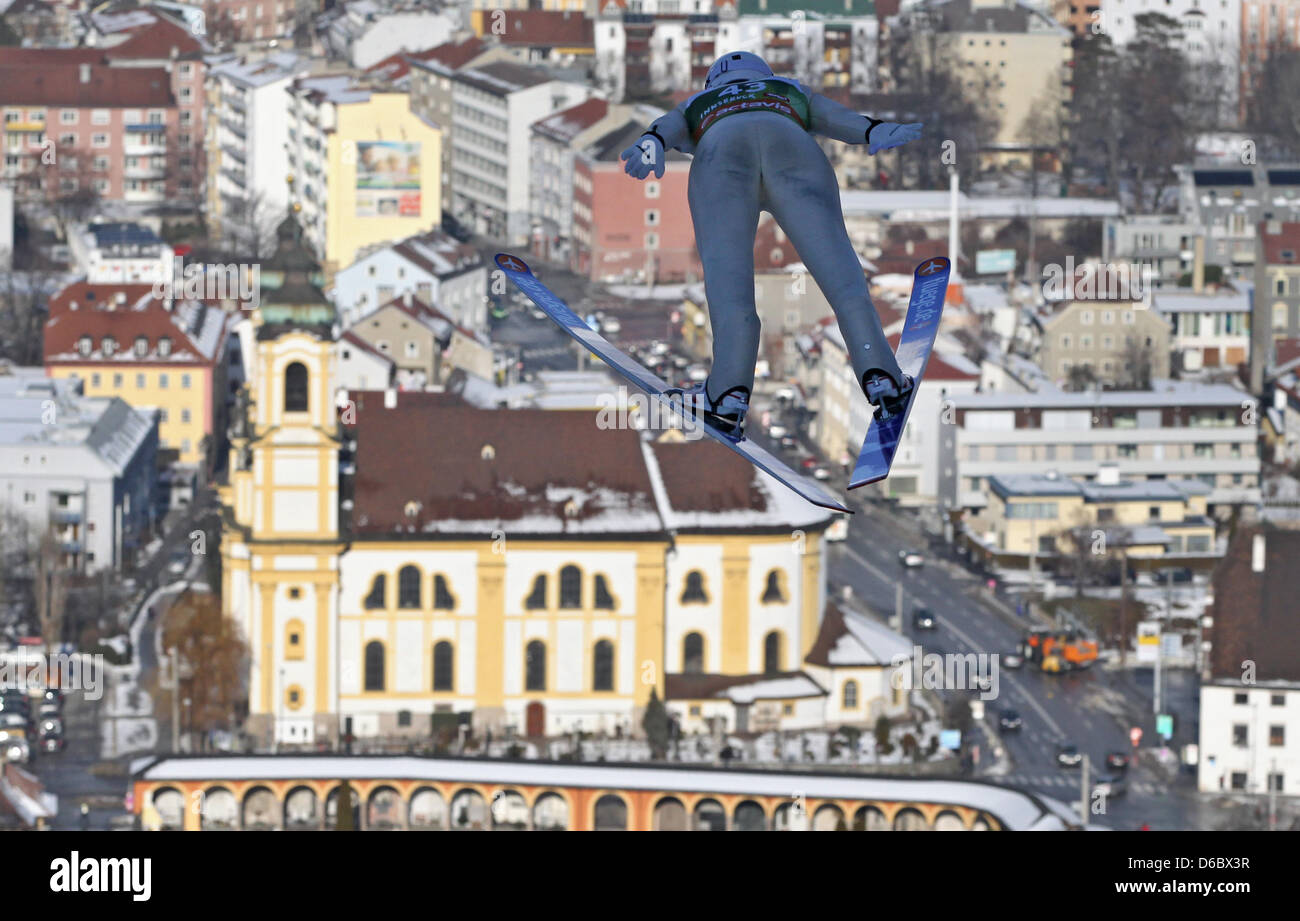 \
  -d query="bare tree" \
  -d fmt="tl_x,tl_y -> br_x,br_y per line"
1118,336 -> 1157,390
1246,45 -> 1300,158
158,590 -> 249,750
1119,14 -> 1197,212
